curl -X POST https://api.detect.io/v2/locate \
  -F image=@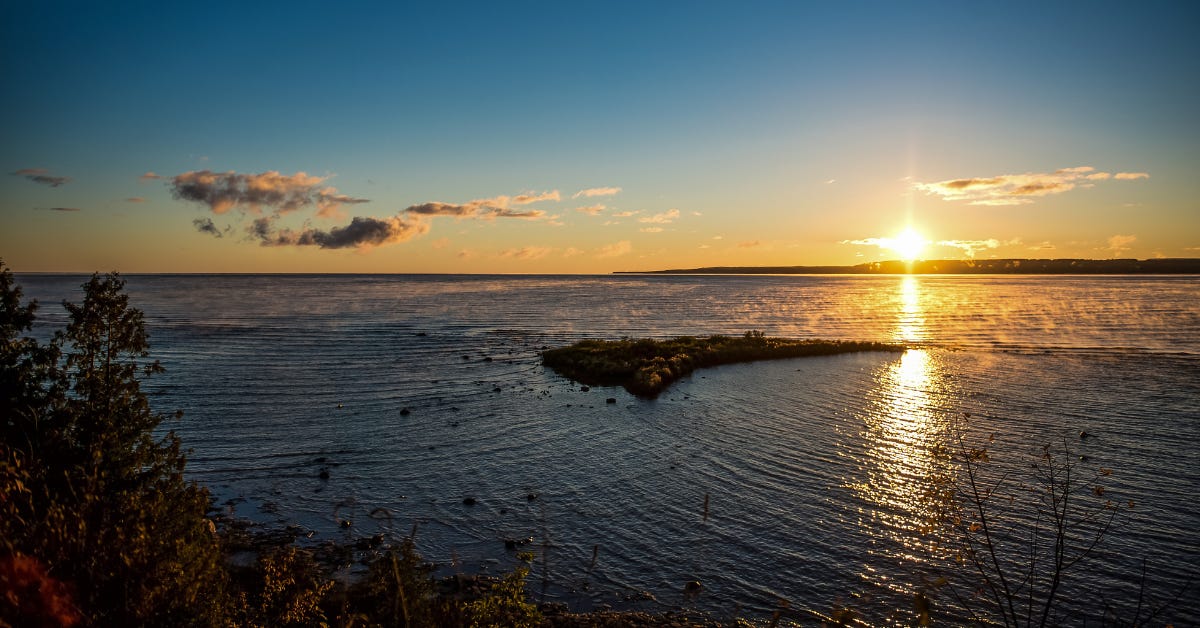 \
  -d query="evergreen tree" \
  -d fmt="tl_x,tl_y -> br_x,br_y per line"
1,264 -> 227,626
